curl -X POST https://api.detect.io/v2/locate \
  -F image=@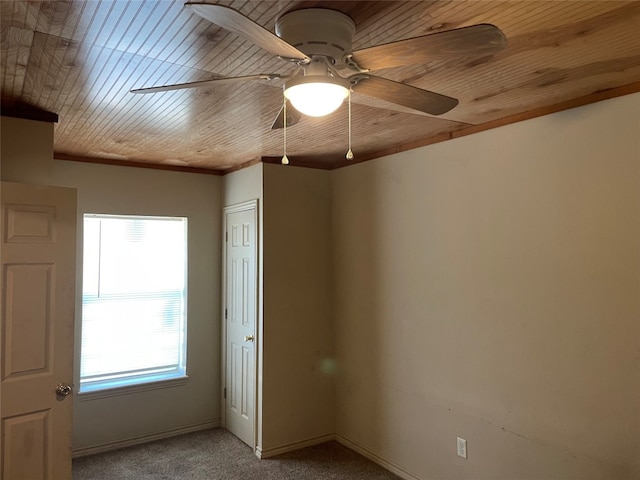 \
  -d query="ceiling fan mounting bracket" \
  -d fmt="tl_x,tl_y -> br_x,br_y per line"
275,8 -> 356,66
278,56 -> 311,65
343,54 -> 369,73
347,73 -> 370,89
